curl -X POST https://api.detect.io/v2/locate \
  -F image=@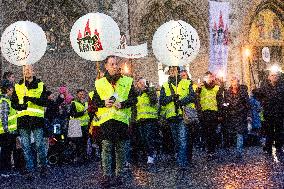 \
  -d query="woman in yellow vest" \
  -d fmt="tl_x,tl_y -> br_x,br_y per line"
196,71 -> 224,159
92,56 -> 137,188
69,89 -> 90,164
0,81 -> 17,175
134,77 -> 159,169
160,66 -> 195,169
